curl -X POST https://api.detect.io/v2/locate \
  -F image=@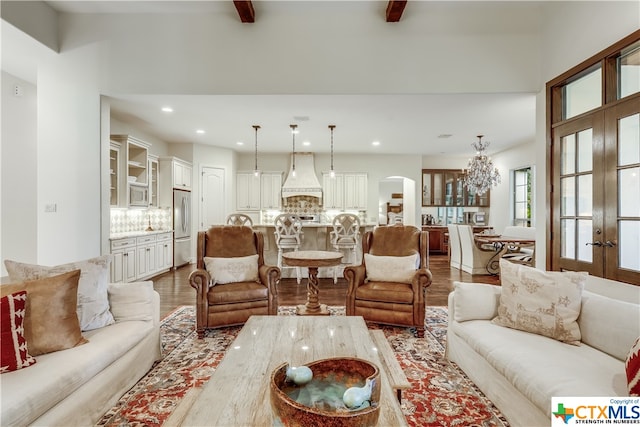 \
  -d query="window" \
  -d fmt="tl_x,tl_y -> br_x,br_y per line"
513,167 -> 532,227
618,40 -> 640,99
562,66 -> 602,120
